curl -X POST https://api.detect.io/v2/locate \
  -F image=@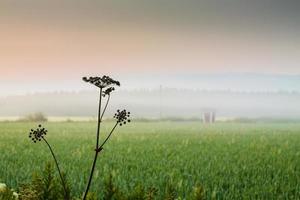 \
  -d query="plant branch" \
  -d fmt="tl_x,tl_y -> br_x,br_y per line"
100,94 -> 110,120
83,88 -> 103,200
42,138 -> 68,199
98,122 -> 119,150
